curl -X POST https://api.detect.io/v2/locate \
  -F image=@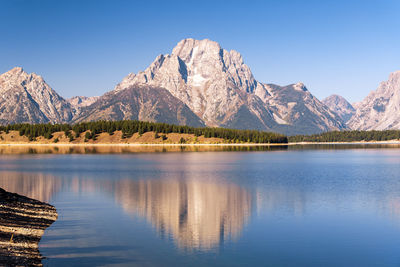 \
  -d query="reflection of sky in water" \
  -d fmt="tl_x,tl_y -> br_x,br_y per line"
1,149 -> 400,266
